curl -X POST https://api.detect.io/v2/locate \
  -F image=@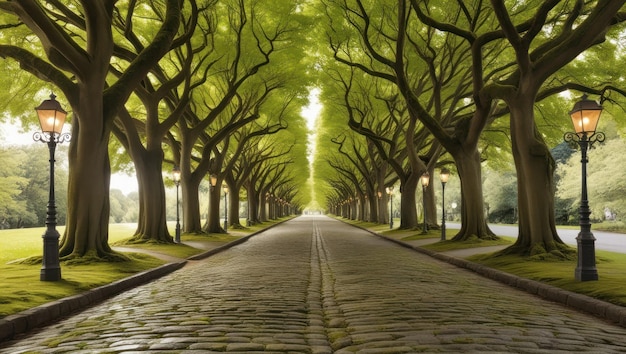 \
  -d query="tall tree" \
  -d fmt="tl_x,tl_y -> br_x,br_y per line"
111,1 -> 202,243
175,0 -> 311,233
0,1 -> 185,259
487,0 -> 626,256
322,0 -> 499,236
